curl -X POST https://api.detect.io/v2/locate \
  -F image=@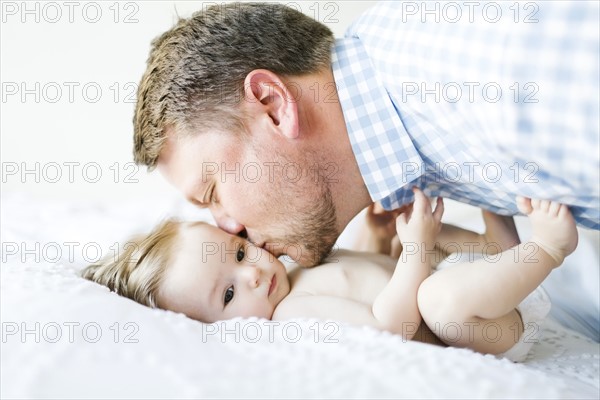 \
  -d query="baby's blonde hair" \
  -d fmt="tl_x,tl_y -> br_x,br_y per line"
81,219 -> 182,308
